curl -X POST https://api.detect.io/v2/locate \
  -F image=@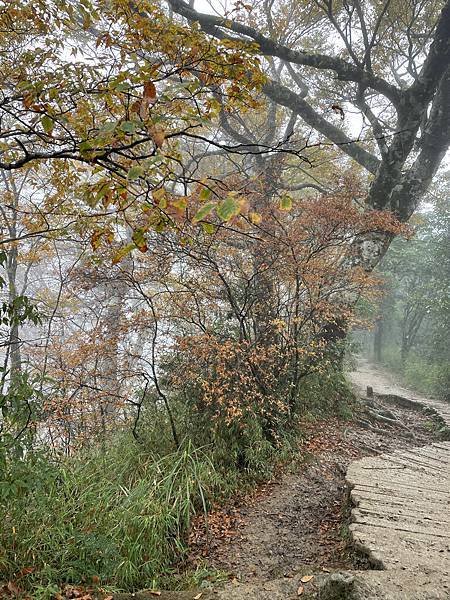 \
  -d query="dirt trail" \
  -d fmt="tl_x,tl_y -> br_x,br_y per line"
349,358 -> 450,426
183,361 -> 445,599
348,358 -> 422,398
